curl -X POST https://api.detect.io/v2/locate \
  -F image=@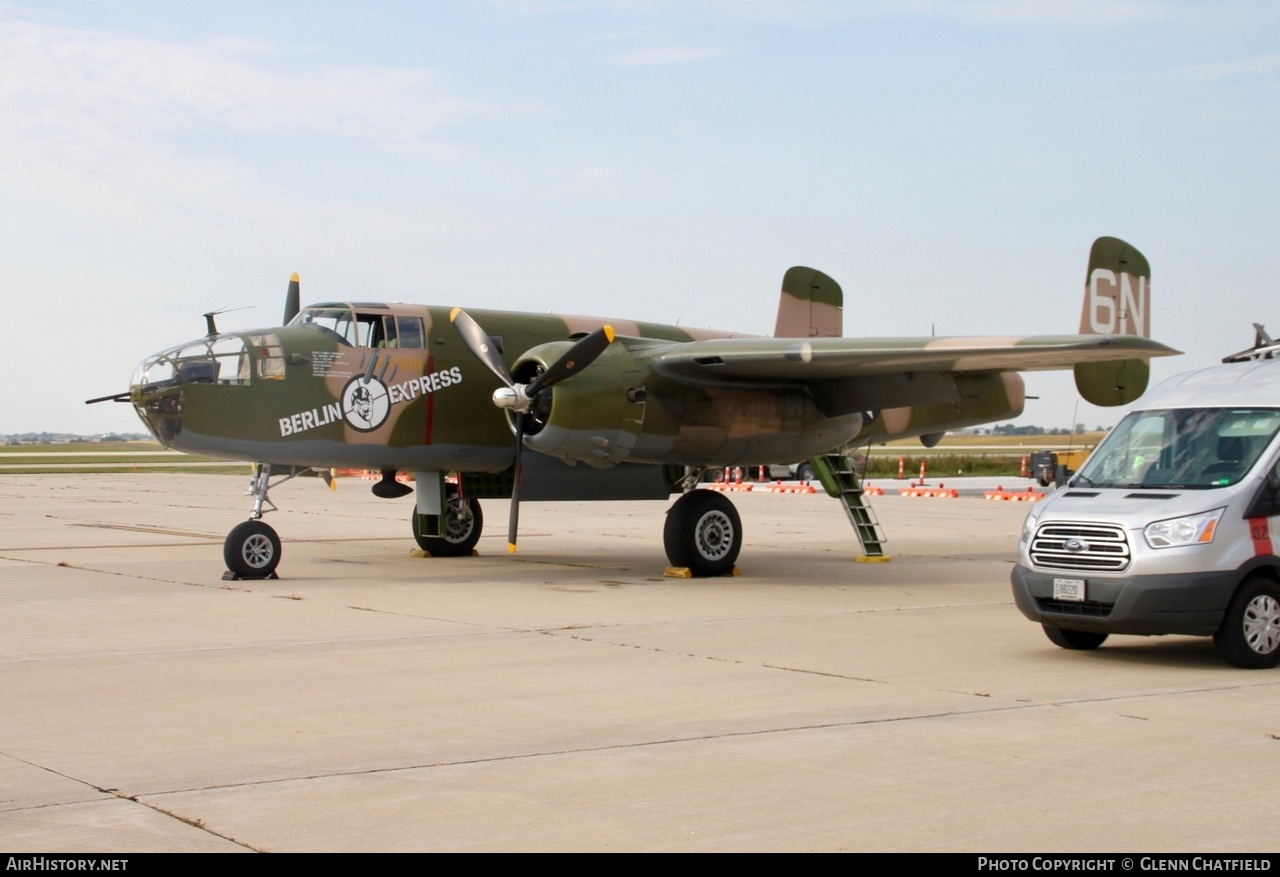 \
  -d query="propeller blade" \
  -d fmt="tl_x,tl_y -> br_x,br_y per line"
526,325 -> 616,396
450,313 -> 615,556
507,414 -> 526,553
450,308 -> 513,387
283,273 -> 301,324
